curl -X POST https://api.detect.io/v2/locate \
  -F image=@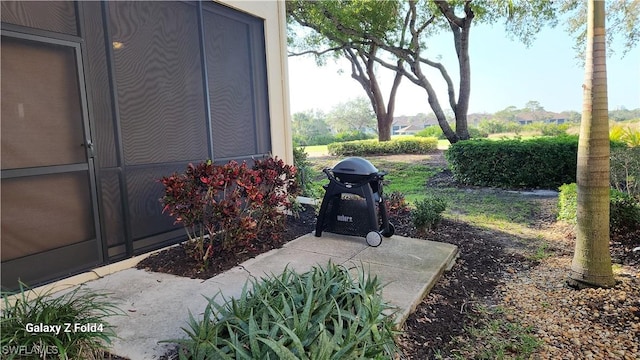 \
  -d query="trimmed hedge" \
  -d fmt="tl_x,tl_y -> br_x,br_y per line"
557,183 -> 640,236
445,136 -> 580,189
327,137 -> 438,156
